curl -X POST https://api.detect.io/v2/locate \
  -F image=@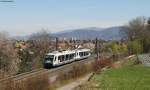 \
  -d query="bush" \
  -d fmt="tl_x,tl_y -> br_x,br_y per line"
2,74 -> 50,90
0,32 -> 19,75
128,40 -> 143,54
